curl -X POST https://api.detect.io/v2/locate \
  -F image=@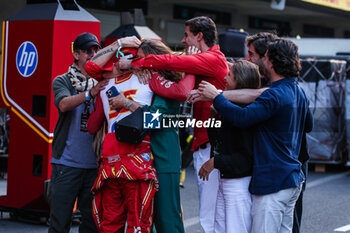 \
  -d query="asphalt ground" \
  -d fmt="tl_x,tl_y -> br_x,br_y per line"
1,164 -> 350,233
